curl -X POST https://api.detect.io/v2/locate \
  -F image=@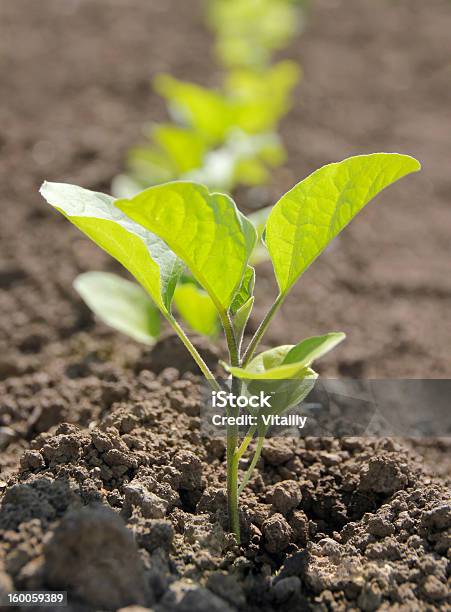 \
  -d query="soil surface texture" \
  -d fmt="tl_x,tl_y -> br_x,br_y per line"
1,0 -> 450,610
